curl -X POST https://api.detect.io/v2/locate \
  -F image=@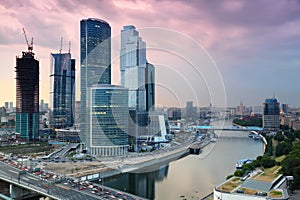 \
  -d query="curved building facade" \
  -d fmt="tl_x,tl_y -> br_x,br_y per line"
80,18 -> 111,145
